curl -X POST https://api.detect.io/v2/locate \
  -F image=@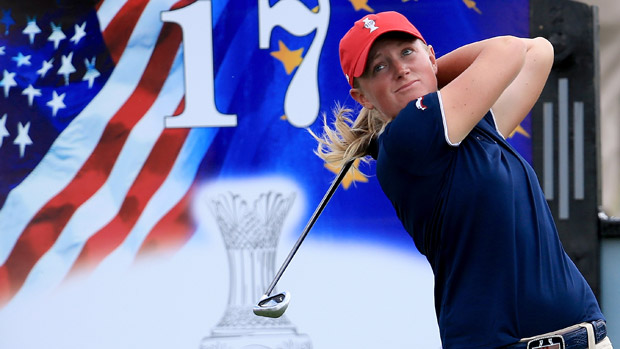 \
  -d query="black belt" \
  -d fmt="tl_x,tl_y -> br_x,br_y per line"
504,320 -> 607,349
